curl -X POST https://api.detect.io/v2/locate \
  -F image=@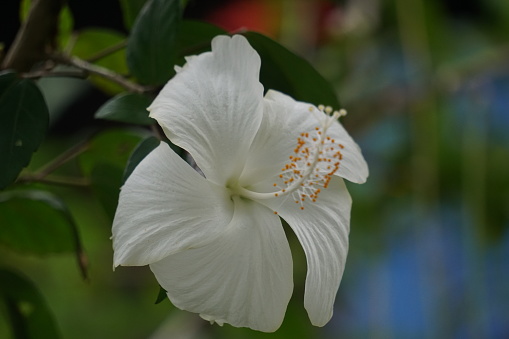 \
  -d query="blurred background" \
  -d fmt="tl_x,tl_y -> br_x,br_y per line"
1,0 -> 508,338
